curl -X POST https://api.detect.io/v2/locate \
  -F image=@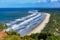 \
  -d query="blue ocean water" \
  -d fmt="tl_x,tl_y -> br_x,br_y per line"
0,10 -> 32,23
0,8 -> 60,23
